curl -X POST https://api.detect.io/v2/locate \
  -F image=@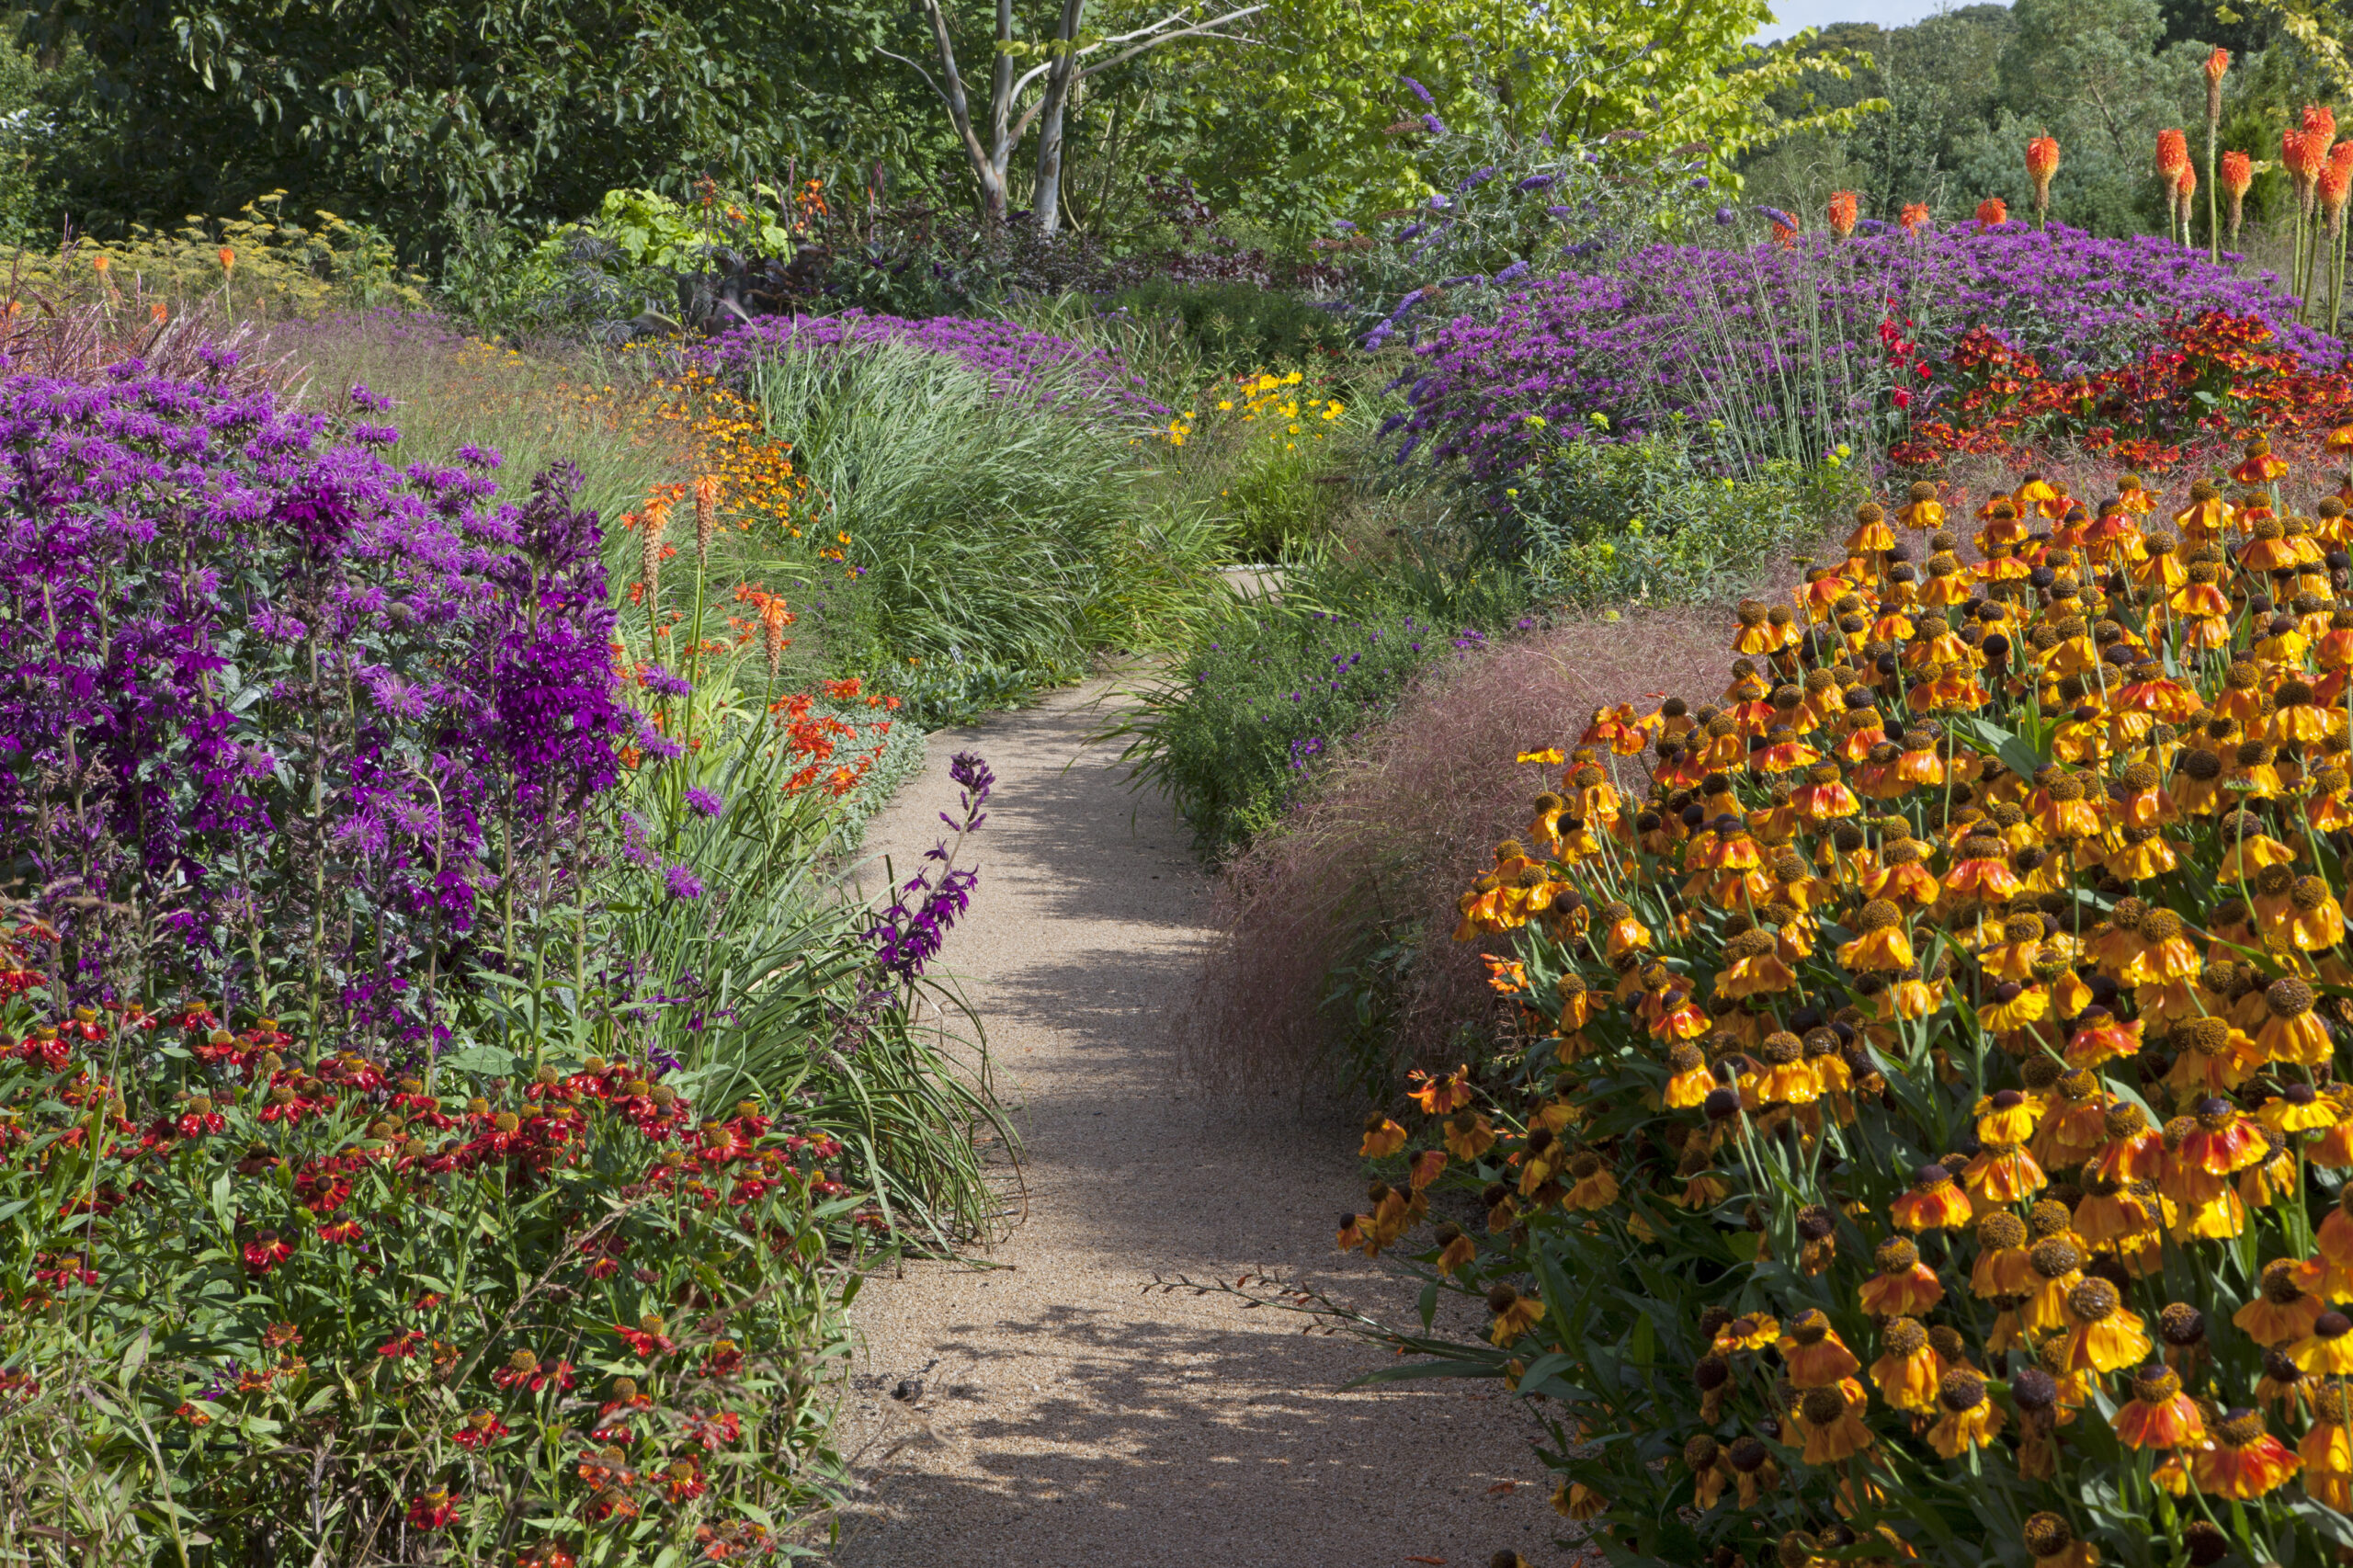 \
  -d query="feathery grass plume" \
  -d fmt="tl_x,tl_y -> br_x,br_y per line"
1180,606 -> 1733,1100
